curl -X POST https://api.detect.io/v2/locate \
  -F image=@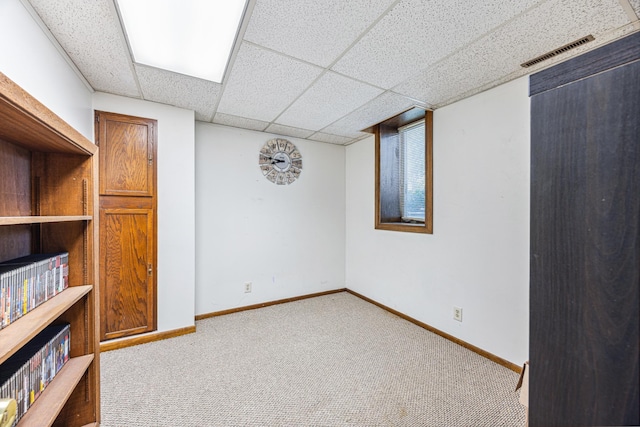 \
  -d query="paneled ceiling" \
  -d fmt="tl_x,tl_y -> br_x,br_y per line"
23,0 -> 640,145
